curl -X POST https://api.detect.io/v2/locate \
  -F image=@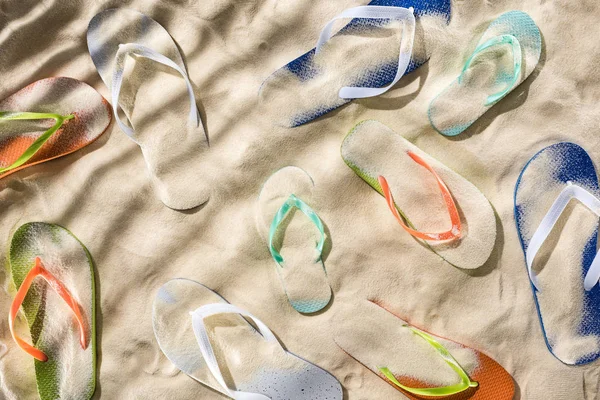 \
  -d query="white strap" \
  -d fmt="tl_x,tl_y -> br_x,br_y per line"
526,182 -> 600,291
190,304 -> 277,400
315,6 -> 415,99
110,42 -> 199,140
